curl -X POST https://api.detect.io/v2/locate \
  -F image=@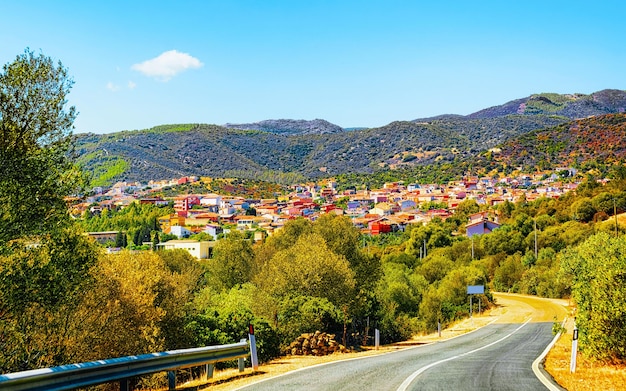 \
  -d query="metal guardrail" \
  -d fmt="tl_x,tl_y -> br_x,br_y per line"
0,340 -> 250,391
